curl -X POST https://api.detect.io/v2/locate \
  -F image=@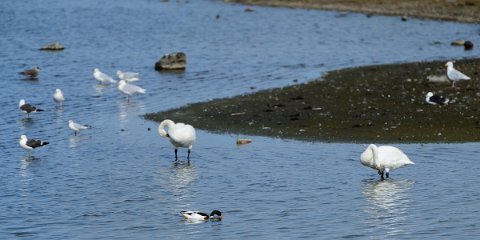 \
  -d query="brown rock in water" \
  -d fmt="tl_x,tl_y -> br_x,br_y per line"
40,42 -> 65,51
155,52 -> 187,71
